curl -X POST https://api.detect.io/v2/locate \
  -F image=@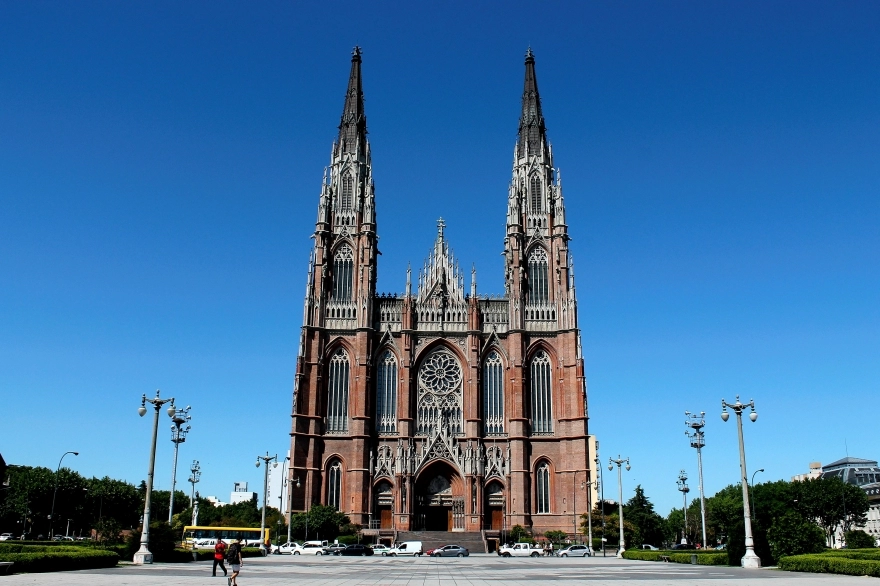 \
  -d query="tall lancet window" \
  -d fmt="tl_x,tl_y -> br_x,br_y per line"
340,173 -> 353,211
326,349 -> 350,433
530,175 -> 543,213
375,350 -> 398,434
536,462 -> 551,513
327,460 -> 342,510
482,351 -> 504,435
332,244 -> 354,302
527,247 -> 549,304
530,350 -> 553,434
